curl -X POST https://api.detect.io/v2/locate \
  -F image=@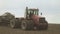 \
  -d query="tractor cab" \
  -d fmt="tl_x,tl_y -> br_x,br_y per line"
25,7 -> 39,19
25,7 -> 46,23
